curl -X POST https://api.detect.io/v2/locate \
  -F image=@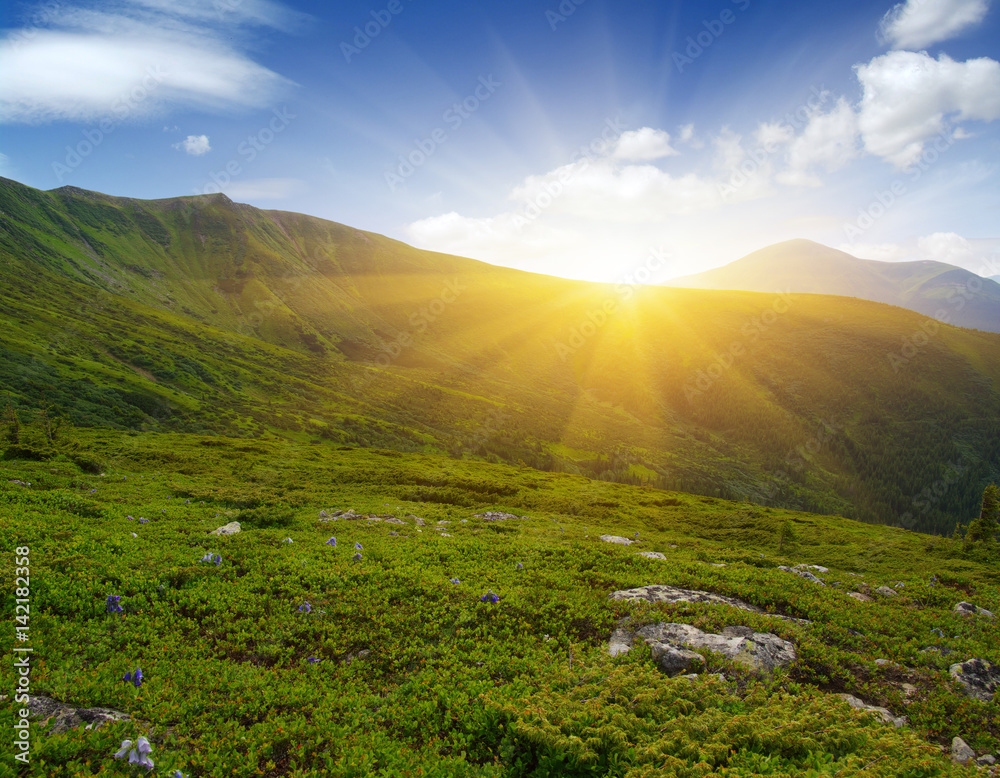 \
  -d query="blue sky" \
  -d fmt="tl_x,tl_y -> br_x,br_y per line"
2,0 -> 999,282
